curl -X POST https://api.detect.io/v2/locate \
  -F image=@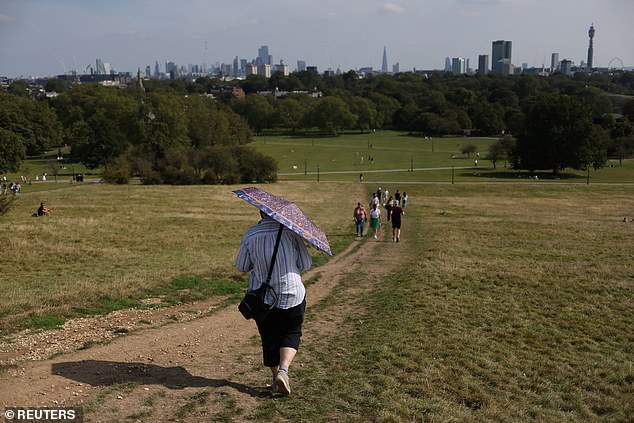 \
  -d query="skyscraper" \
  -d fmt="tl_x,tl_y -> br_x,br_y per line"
381,46 -> 388,74
297,60 -> 307,72
233,56 -> 239,77
587,24 -> 595,69
444,57 -> 452,72
258,45 -> 272,65
492,40 -> 512,74
551,53 -> 559,72
477,55 -> 489,75
451,57 -> 466,75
